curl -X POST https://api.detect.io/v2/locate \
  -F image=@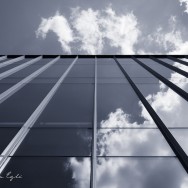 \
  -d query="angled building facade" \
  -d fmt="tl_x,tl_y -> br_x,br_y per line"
0,55 -> 188,188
